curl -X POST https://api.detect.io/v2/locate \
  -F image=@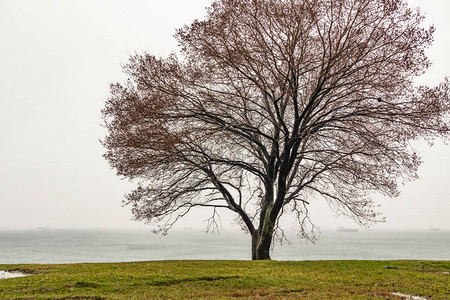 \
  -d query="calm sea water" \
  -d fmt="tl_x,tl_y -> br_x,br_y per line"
0,229 -> 448,264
